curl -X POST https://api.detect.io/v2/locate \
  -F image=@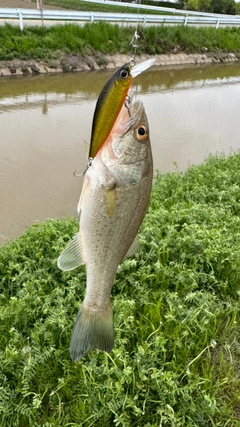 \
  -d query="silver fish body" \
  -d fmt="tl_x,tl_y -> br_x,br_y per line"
58,99 -> 153,361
